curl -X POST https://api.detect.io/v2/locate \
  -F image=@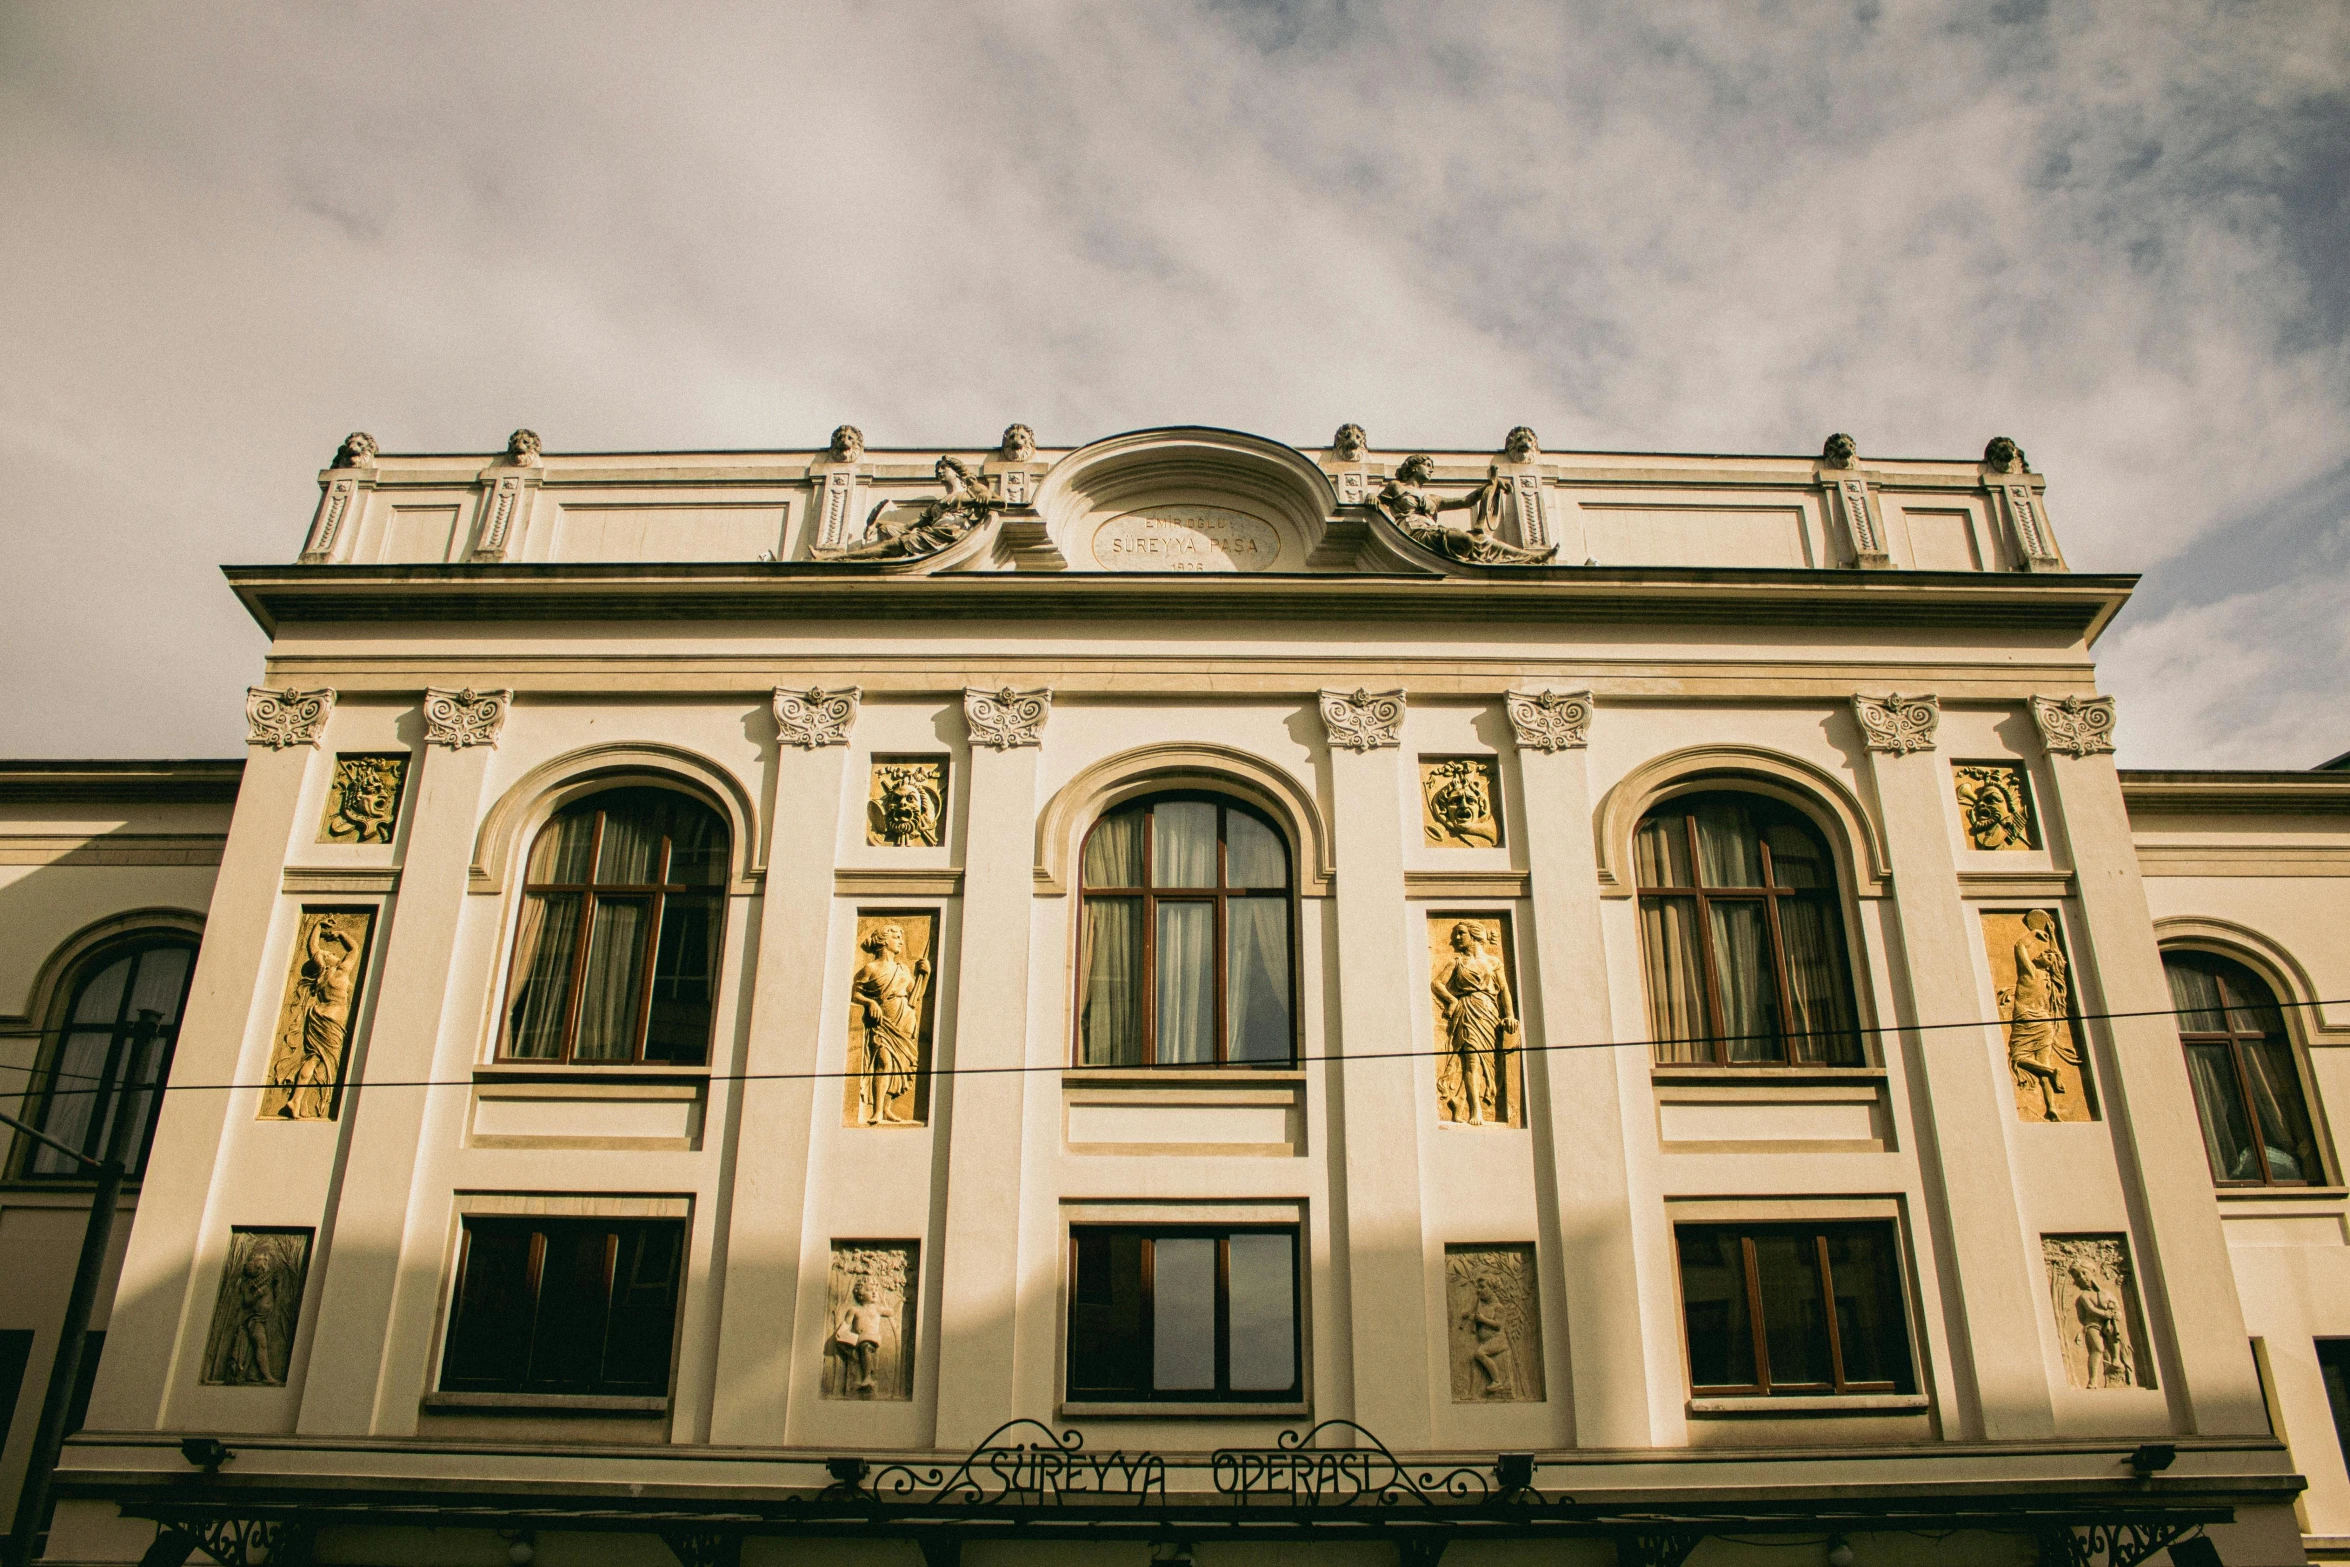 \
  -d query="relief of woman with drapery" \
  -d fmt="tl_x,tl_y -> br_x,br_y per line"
850,923 -> 930,1125
1433,920 -> 1519,1126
